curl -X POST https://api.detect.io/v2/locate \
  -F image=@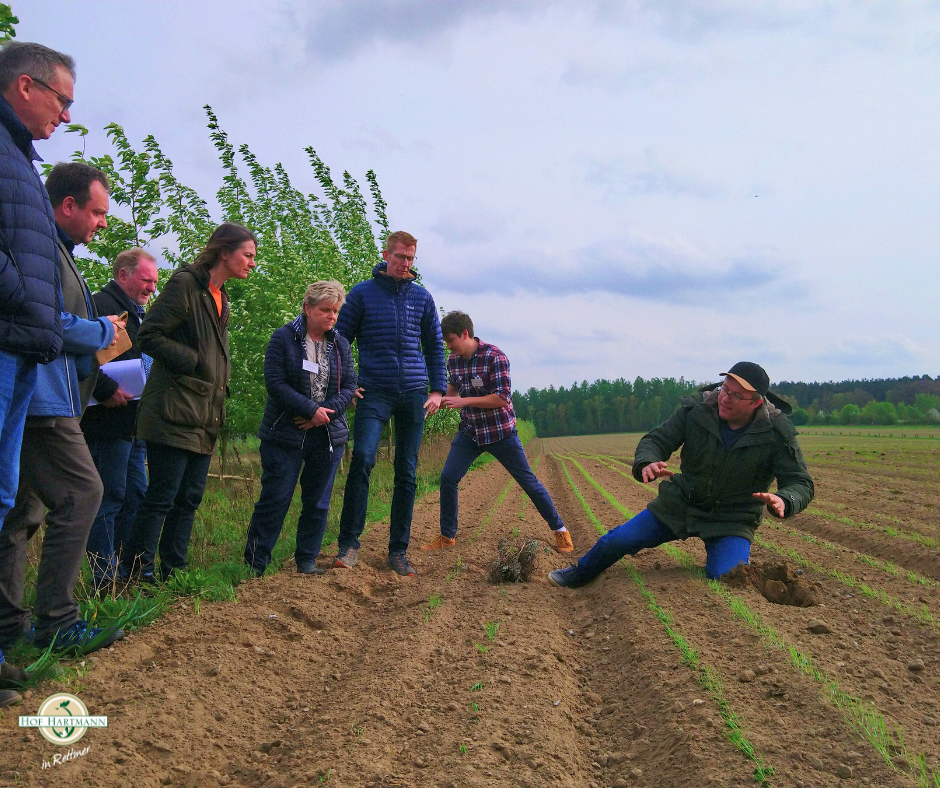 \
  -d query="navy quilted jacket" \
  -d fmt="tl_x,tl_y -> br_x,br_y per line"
257,315 -> 357,450
0,95 -> 63,363
336,263 -> 446,394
